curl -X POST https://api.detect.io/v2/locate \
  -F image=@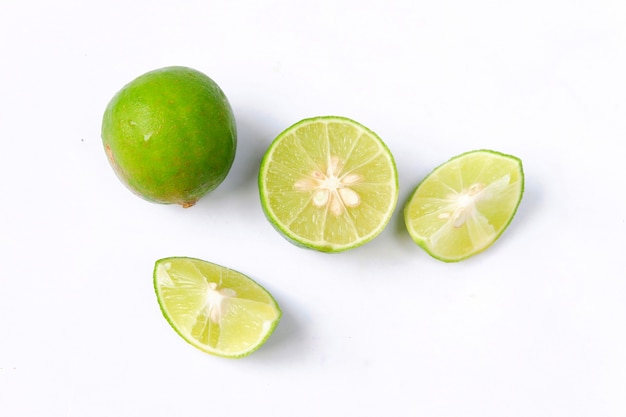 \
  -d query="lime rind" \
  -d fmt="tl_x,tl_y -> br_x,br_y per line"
403,149 -> 524,262
259,116 -> 399,253
101,66 -> 237,207
153,257 -> 282,358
